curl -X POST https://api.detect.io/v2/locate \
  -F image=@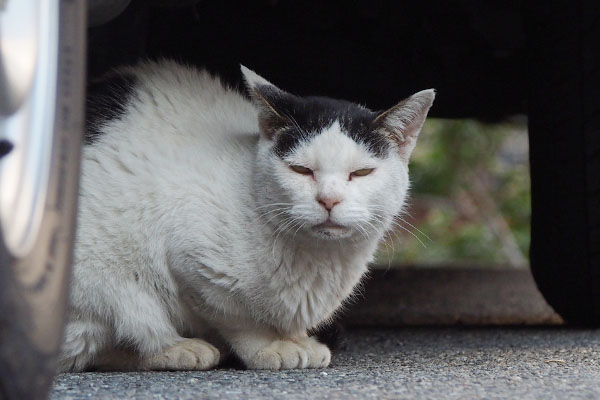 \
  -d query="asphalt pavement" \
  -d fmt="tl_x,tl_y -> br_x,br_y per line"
51,328 -> 600,399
